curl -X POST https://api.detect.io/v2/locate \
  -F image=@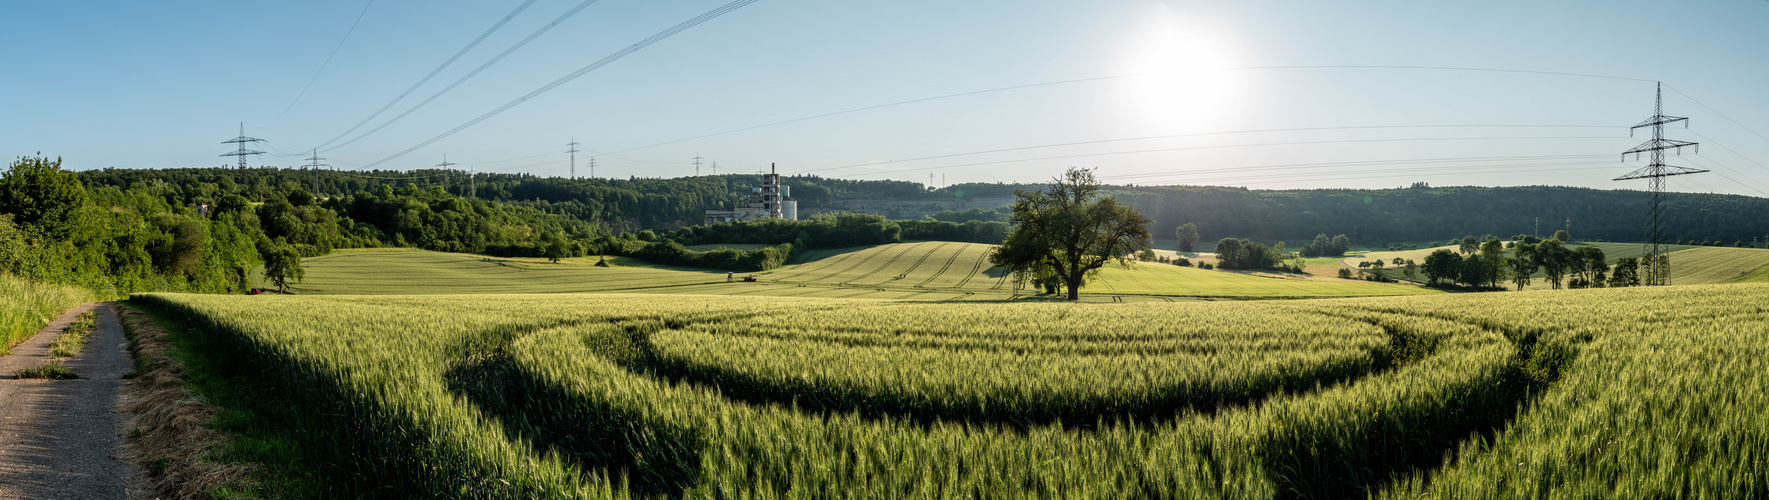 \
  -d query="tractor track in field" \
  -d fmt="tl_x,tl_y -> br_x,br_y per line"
912,244 -> 969,288
837,244 -> 922,286
951,248 -> 996,289
794,248 -> 889,284
863,242 -> 950,286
